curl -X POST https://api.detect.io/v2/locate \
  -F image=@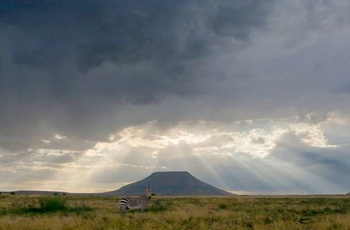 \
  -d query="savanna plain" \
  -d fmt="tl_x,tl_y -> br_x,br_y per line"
1,194 -> 350,230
